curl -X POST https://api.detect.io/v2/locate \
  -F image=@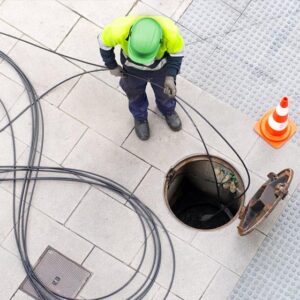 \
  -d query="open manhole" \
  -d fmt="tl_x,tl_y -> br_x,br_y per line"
164,155 -> 245,230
